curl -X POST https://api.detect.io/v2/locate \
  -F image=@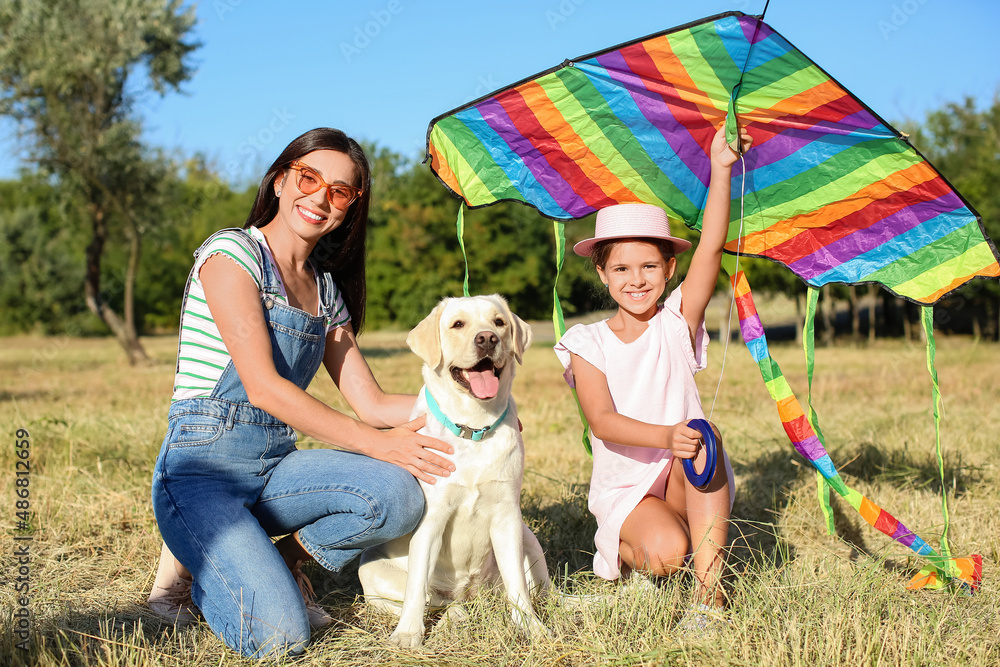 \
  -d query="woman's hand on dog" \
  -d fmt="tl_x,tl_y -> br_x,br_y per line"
377,415 -> 456,484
